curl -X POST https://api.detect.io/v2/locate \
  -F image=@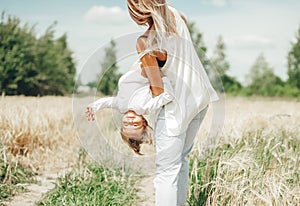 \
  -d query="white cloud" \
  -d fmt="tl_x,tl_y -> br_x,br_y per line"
84,6 -> 128,24
200,0 -> 229,8
211,0 -> 228,7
